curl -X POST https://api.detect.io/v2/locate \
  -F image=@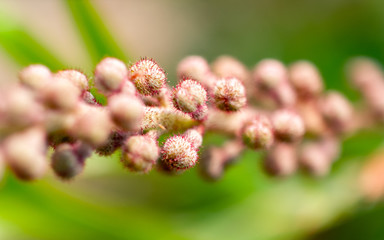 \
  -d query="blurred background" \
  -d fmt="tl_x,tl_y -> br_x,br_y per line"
1,0 -> 384,239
